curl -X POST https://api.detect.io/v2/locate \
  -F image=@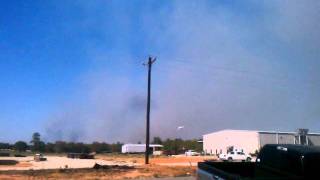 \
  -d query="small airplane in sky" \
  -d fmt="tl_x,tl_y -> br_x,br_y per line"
177,126 -> 184,130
